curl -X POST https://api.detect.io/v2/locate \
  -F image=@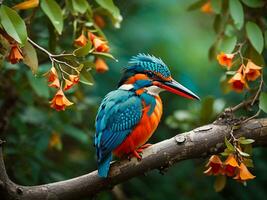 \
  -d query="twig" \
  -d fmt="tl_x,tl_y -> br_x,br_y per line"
251,73 -> 264,106
225,98 -> 253,113
242,109 -> 261,124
